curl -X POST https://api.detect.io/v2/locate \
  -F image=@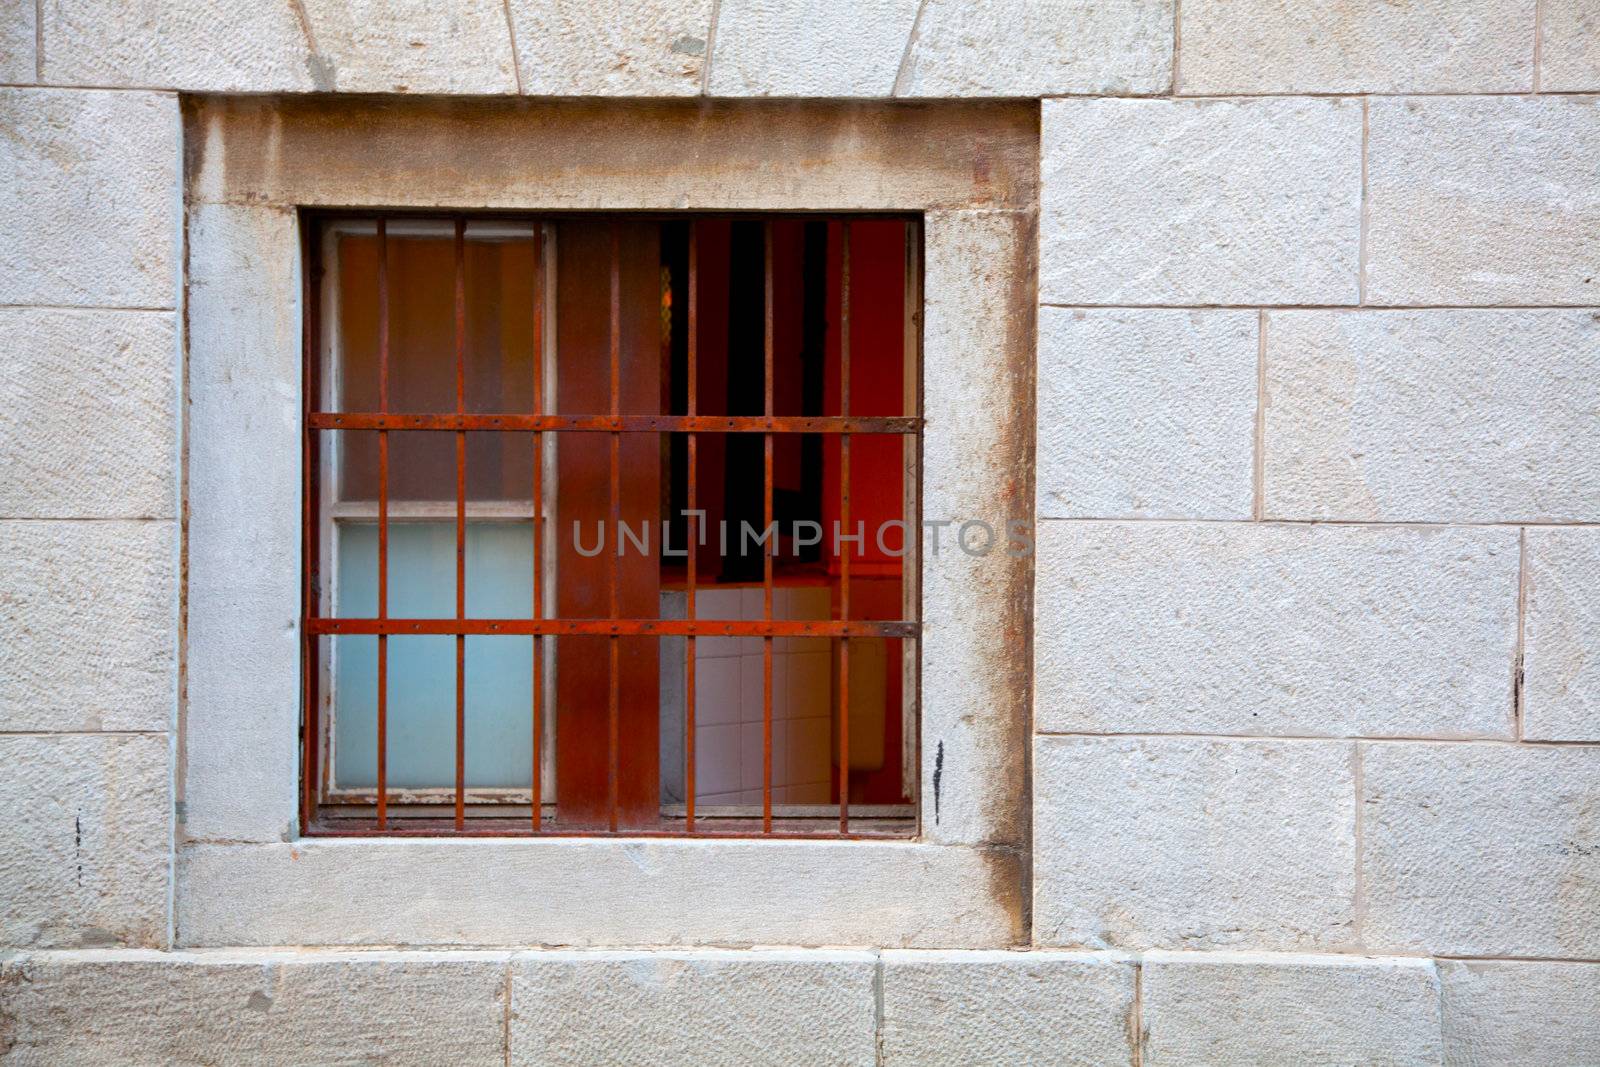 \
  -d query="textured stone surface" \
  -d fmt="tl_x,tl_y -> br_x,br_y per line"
38,0 -> 312,90
0,308 -> 174,518
510,951 -> 875,1066
509,0 -> 711,95
300,0 -> 517,94
1367,97 -> 1600,306
1037,309 -> 1255,519
188,95 -> 1037,212
1036,523 -> 1518,738
900,0 -> 1172,96
0,89 -> 177,308
182,204 -> 301,844
178,840 -> 1020,947
1439,960 -> 1600,1067
0,734 -> 168,949
0,950 -> 508,1065
1,0 -> 35,81
1178,0 -> 1534,93
919,211 -> 1033,847
1264,310 -> 1600,522
1524,528 -> 1600,740
1362,742 -> 1600,957
1142,953 -> 1444,1066
707,0 -> 920,97
1542,0 -> 1600,91
1041,98 -> 1361,305
1034,737 -> 1357,951
0,521 -> 172,733
880,950 -> 1136,1066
